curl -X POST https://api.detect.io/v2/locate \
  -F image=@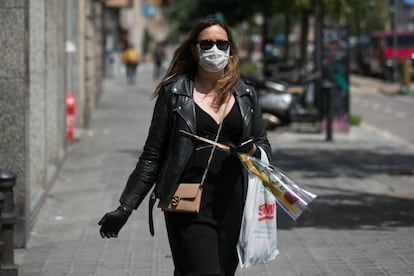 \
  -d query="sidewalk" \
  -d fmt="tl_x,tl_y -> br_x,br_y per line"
351,74 -> 414,95
18,64 -> 414,276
